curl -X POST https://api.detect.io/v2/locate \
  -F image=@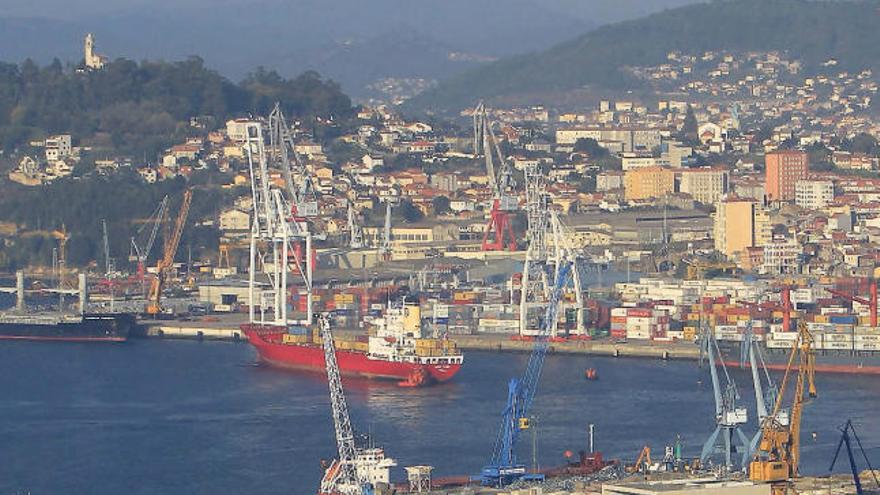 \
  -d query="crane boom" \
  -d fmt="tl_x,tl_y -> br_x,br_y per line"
147,189 -> 192,315
481,263 -> 573,487
319,316 -> 361,495
749,321 -> 816,484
